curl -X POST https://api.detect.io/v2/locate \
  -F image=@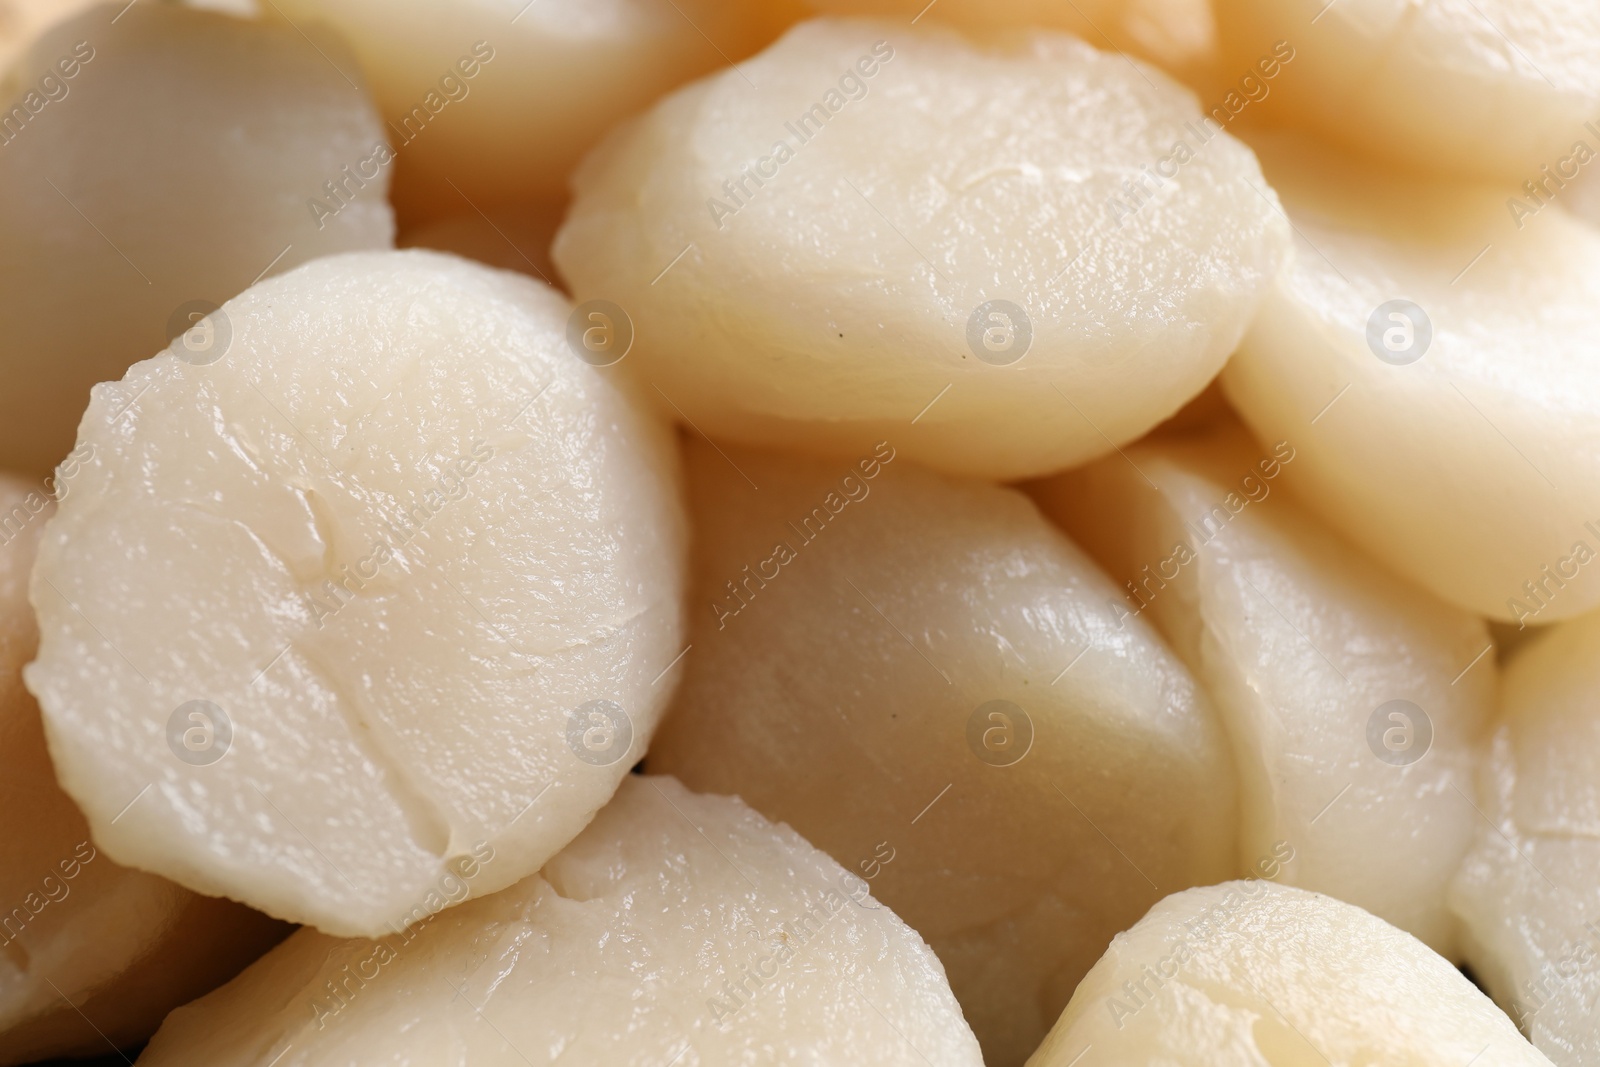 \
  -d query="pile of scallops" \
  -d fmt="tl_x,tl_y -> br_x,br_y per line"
4,0 -> 1600,1064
